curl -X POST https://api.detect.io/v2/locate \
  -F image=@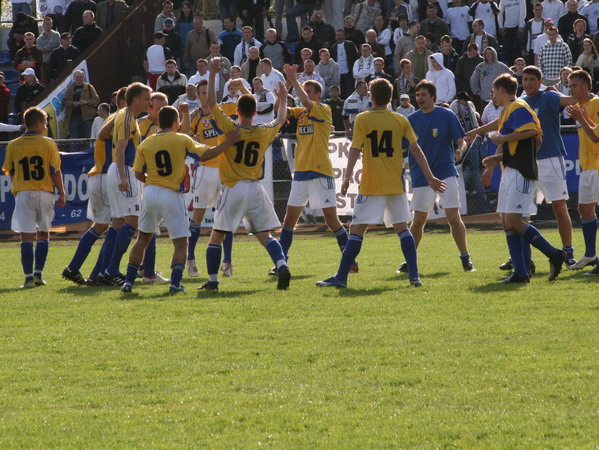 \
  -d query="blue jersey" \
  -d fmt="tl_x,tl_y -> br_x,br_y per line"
521,90 -> 566,159
408,107 -> 465,188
